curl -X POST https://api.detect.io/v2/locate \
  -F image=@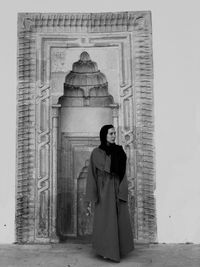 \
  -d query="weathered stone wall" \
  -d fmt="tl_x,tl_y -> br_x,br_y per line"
16,12 -> 156,243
